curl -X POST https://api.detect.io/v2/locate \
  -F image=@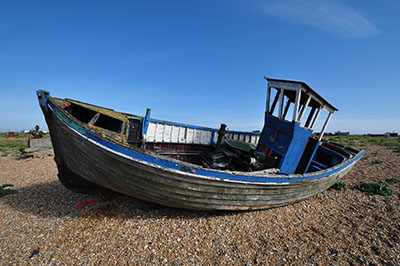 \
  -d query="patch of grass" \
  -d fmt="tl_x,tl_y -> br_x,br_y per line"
386,178 -> 400,184
354,182 -> 392,196
0,133 -> 50,157
0,143 -> 25,148
0,134 -> 29,157
393,145 -> 400,154
329,182 -> 347,190
370,159 -> 382,165
0,184 -> 19,197
324,135 -> 400,153
324,135 -> 370,148
367,136 -> 400,149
